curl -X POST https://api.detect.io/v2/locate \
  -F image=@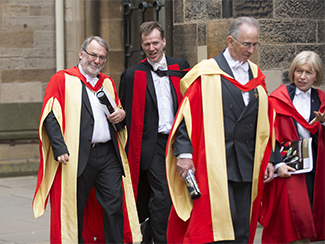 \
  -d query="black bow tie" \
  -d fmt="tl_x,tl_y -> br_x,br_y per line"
153,69 -> 169,77
151,66 -> 188,78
